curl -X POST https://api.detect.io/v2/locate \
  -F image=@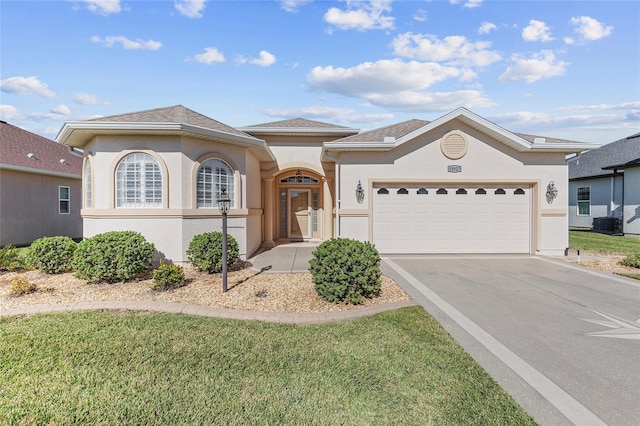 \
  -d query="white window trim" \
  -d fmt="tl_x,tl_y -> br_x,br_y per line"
59,186 -> 70,214
577,186 -> 591,216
